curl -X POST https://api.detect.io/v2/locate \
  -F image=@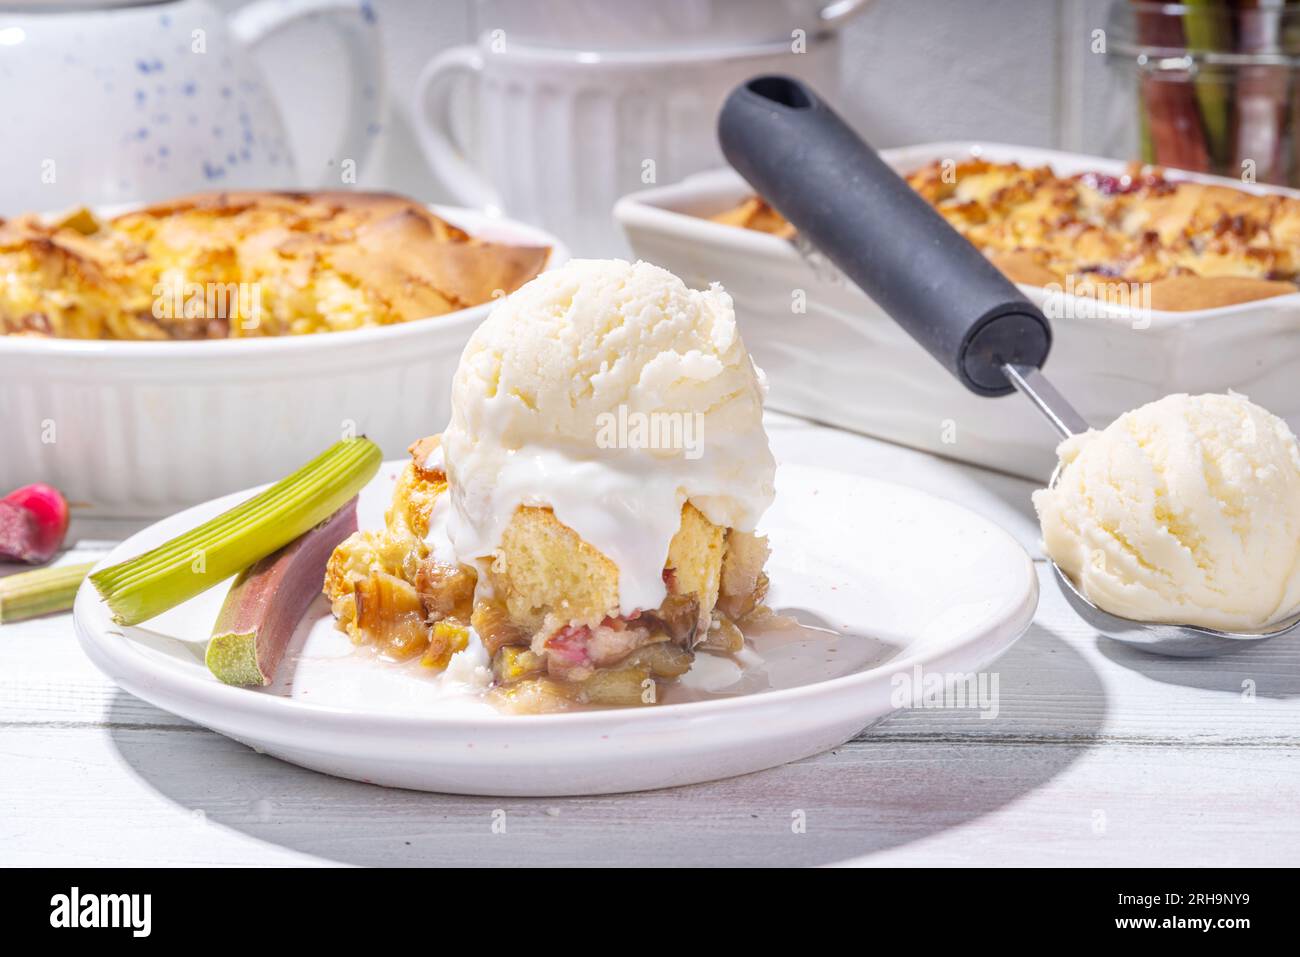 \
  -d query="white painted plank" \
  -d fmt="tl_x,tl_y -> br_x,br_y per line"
874,563 -> 1300,745
2,727 -> 1295,867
